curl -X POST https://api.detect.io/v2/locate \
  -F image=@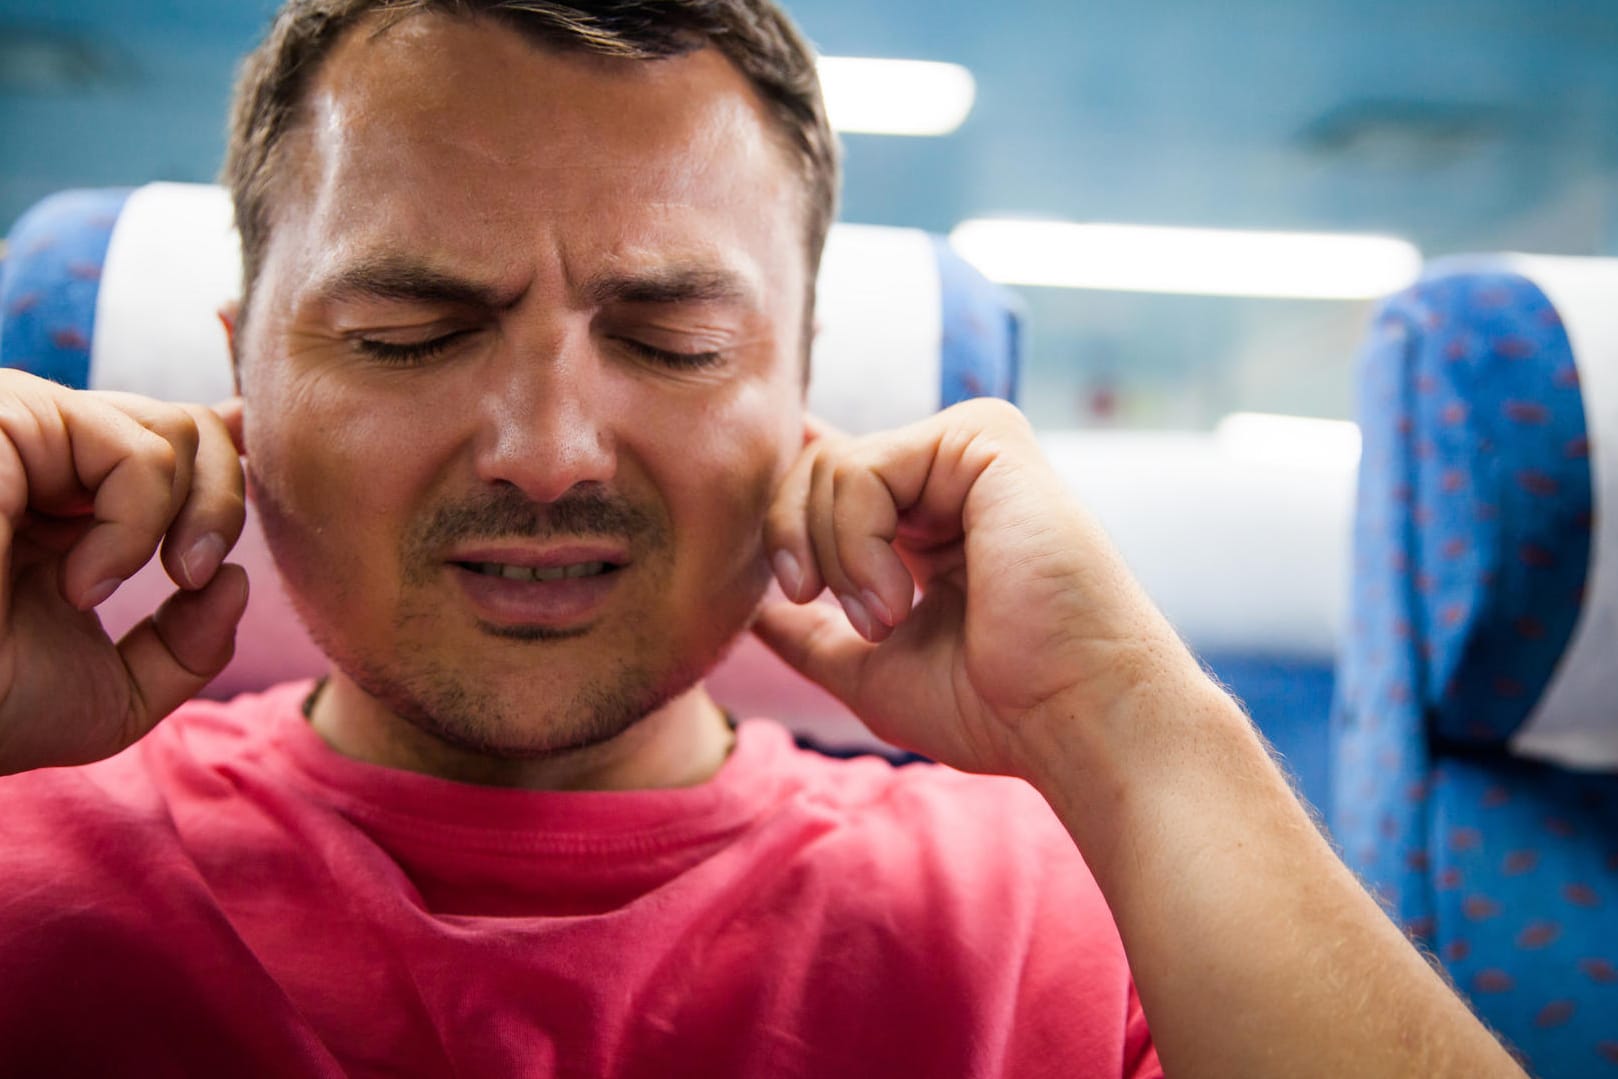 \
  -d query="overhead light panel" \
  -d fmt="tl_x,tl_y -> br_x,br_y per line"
949,219 -> 1422,300
817,57 -> 976,137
